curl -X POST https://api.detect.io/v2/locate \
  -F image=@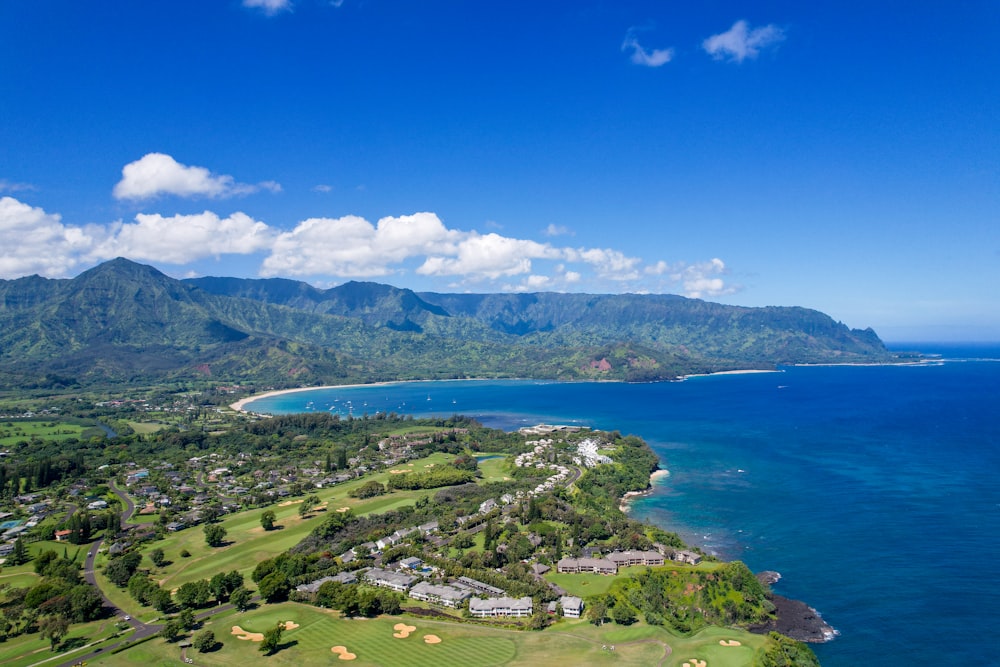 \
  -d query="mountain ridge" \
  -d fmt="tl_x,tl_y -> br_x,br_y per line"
0,258 -> 894,390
